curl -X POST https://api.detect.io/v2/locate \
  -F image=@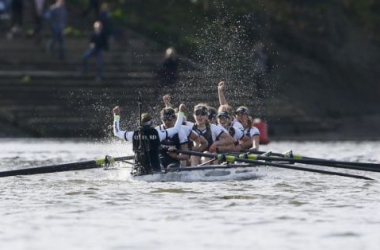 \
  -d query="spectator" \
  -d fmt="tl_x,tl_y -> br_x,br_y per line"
99,3 -> 111,49
0,0 -> 10,17
158,47 -> 179,88
82,0 -> 99,20
47,0 -> 67,60
33,0 -> 46,42
8,0 -> 23,38
82,21 -> 108,82
0,0 -> 10,30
